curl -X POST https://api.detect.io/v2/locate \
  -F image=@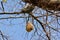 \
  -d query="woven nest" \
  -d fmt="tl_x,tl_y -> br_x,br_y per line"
23,0 -> 60,11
